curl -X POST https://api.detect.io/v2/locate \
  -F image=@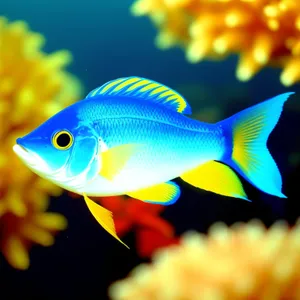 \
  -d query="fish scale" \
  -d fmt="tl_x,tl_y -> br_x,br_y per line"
95,116 -> 223,187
